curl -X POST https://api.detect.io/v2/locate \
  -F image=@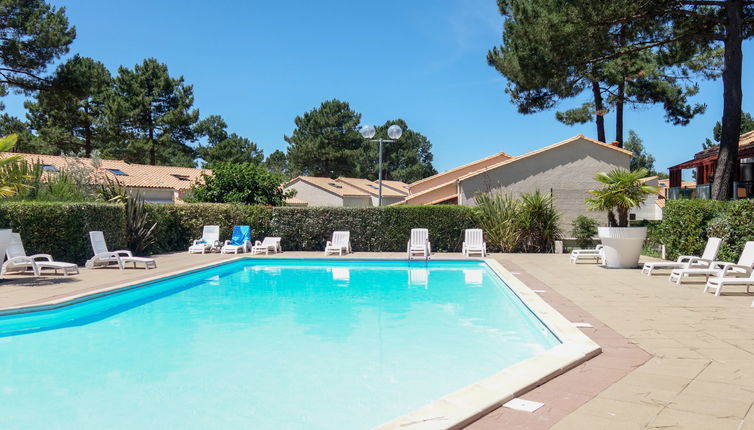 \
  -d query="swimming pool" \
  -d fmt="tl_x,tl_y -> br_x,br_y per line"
0,259 -> 562,429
